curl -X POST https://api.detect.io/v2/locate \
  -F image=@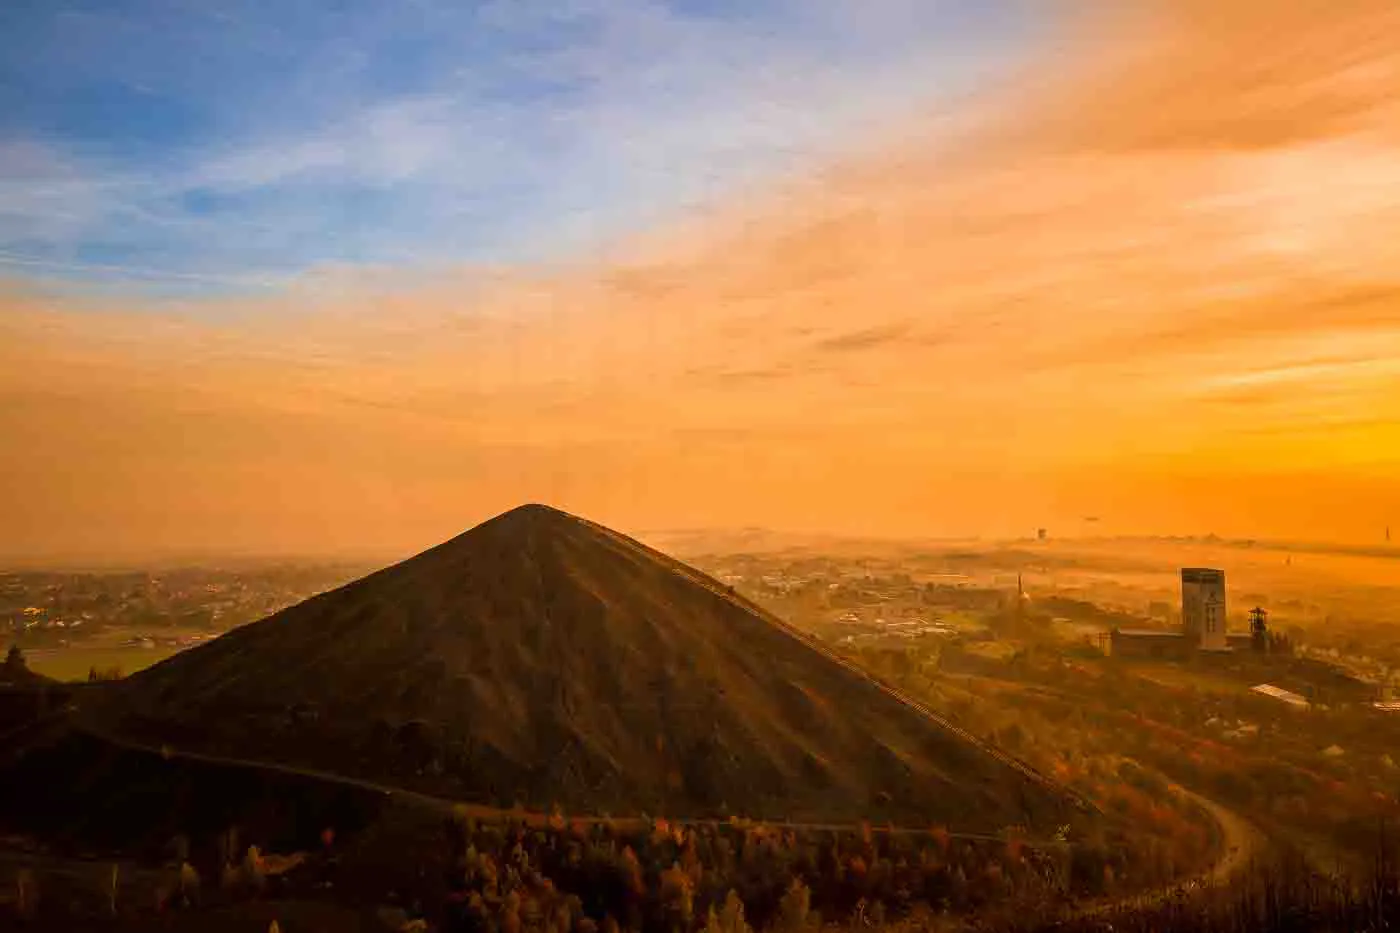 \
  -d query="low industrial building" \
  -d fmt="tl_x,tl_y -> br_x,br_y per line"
1109,568 -> 1267,659
1251,683 -> 1310,709
1109,628 -> 1192,660
1111,567 -> 1225,657
1226,632 -> 1256,651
